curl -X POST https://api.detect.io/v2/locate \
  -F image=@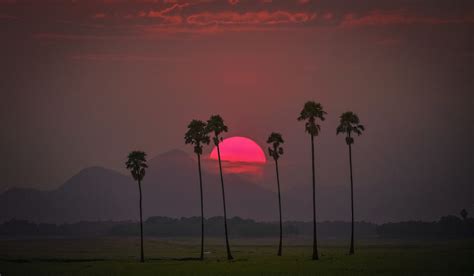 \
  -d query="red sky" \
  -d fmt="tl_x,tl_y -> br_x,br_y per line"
0,0 -> 473,221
